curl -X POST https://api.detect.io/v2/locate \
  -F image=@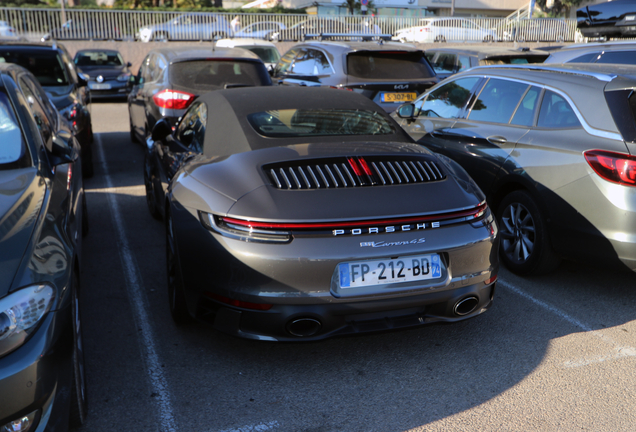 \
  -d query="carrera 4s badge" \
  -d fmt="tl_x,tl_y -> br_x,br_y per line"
360,238 -> 426,248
